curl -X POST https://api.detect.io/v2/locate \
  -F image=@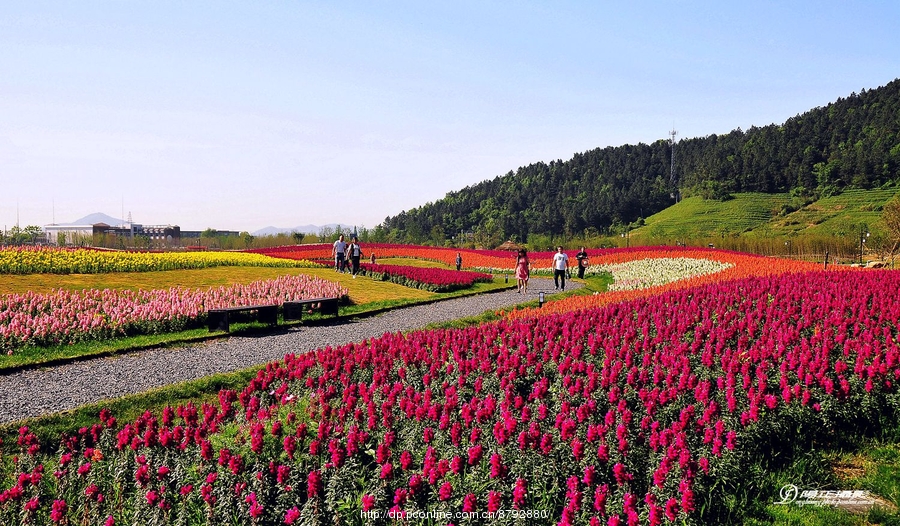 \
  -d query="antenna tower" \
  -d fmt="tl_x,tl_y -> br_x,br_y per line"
669,128 -> 678,201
